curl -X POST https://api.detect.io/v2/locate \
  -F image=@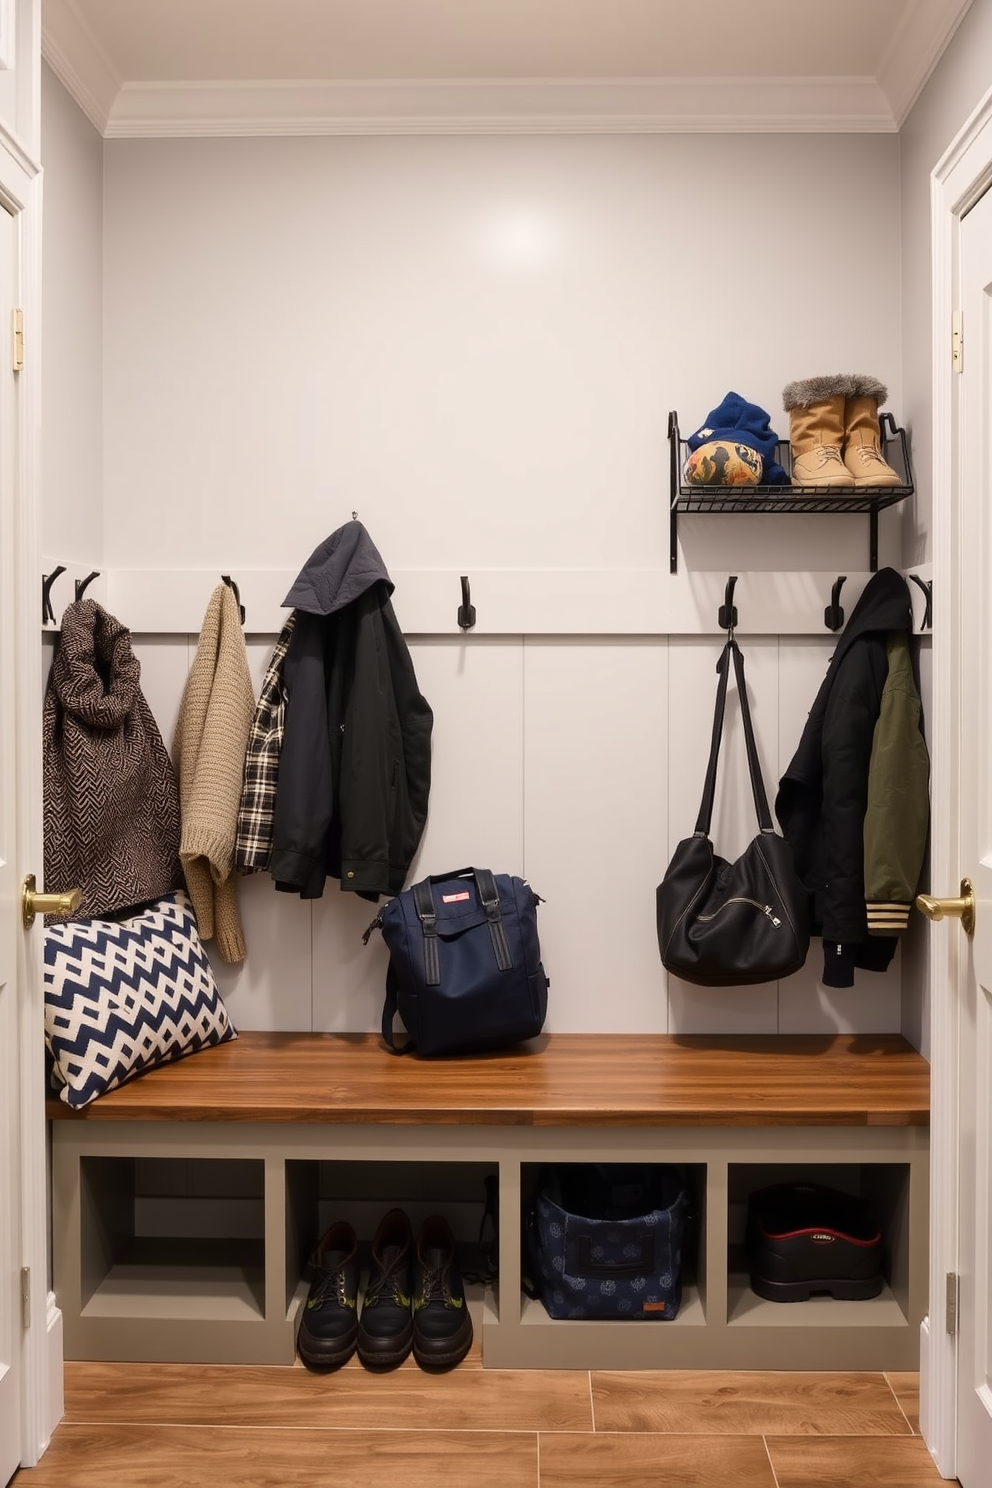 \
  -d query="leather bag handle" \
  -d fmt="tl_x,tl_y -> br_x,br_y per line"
693,637 -> 774,837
